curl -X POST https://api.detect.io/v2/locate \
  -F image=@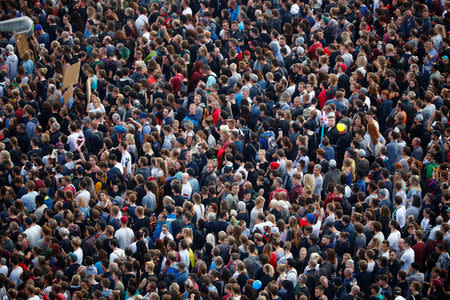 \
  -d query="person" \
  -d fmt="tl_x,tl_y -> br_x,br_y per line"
114,216 -> 135,250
